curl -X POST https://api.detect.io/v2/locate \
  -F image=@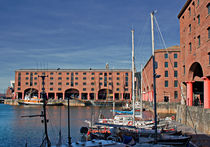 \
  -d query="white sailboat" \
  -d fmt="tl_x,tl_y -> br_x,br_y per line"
135,11 -> 192,146
96,29 -> 153,128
